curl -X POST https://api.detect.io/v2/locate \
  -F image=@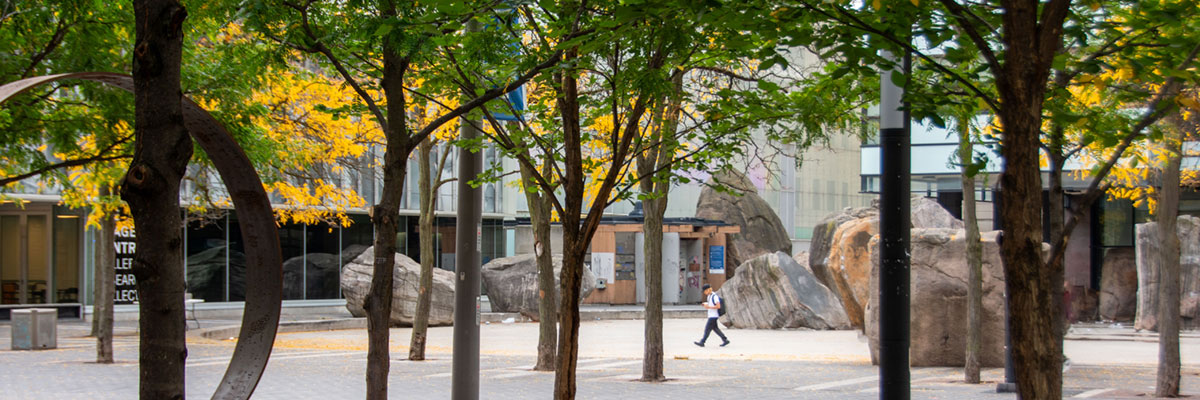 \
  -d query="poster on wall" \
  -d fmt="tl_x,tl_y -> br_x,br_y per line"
114,226 -> 138,304
708,245 -> 725,274
590,252 -> 615,283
